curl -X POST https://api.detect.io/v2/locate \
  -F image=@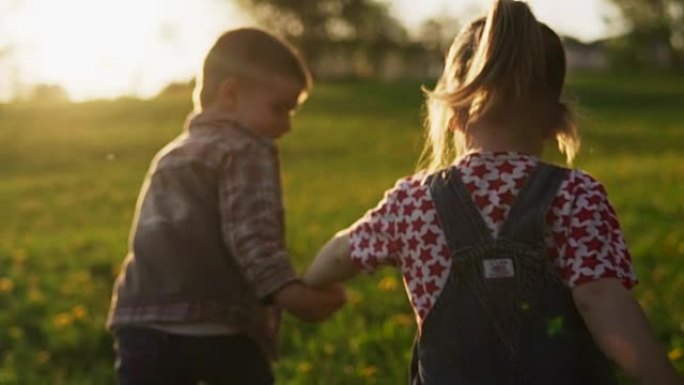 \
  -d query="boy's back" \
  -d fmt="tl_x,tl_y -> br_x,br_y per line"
108,111 -> 296,358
